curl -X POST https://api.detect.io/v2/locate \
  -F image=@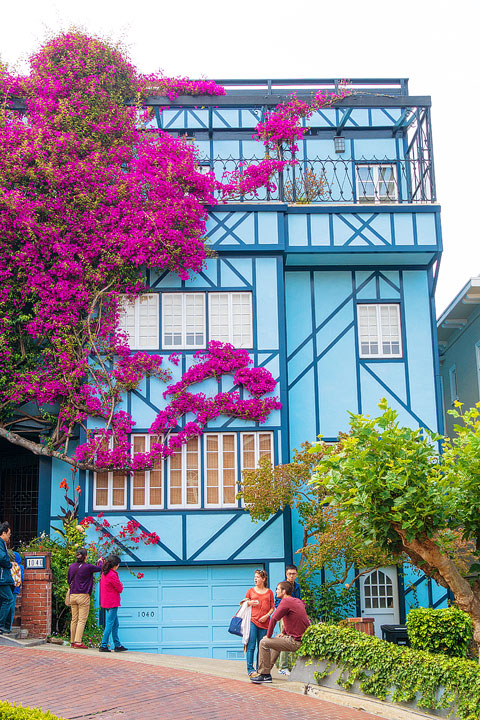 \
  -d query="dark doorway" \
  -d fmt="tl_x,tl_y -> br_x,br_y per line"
0,438 -> 39,546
